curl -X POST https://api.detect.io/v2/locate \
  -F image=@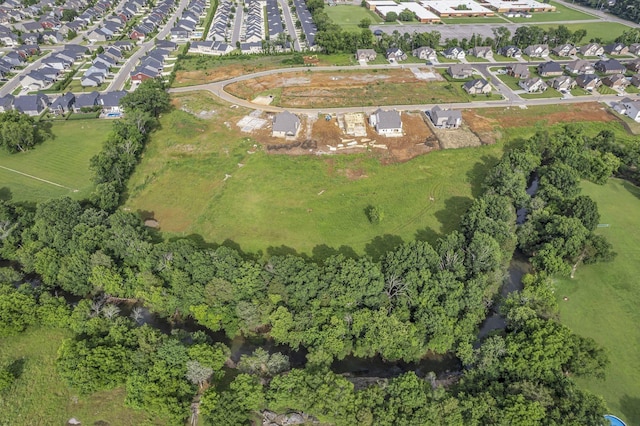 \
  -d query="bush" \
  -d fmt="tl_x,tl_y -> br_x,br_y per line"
365,205 -> 384,224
